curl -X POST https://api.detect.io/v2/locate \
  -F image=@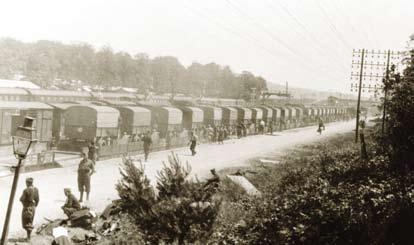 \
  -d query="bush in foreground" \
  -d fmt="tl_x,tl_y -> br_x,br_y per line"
116,154 -> 221,244
213,135 -> 414,244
